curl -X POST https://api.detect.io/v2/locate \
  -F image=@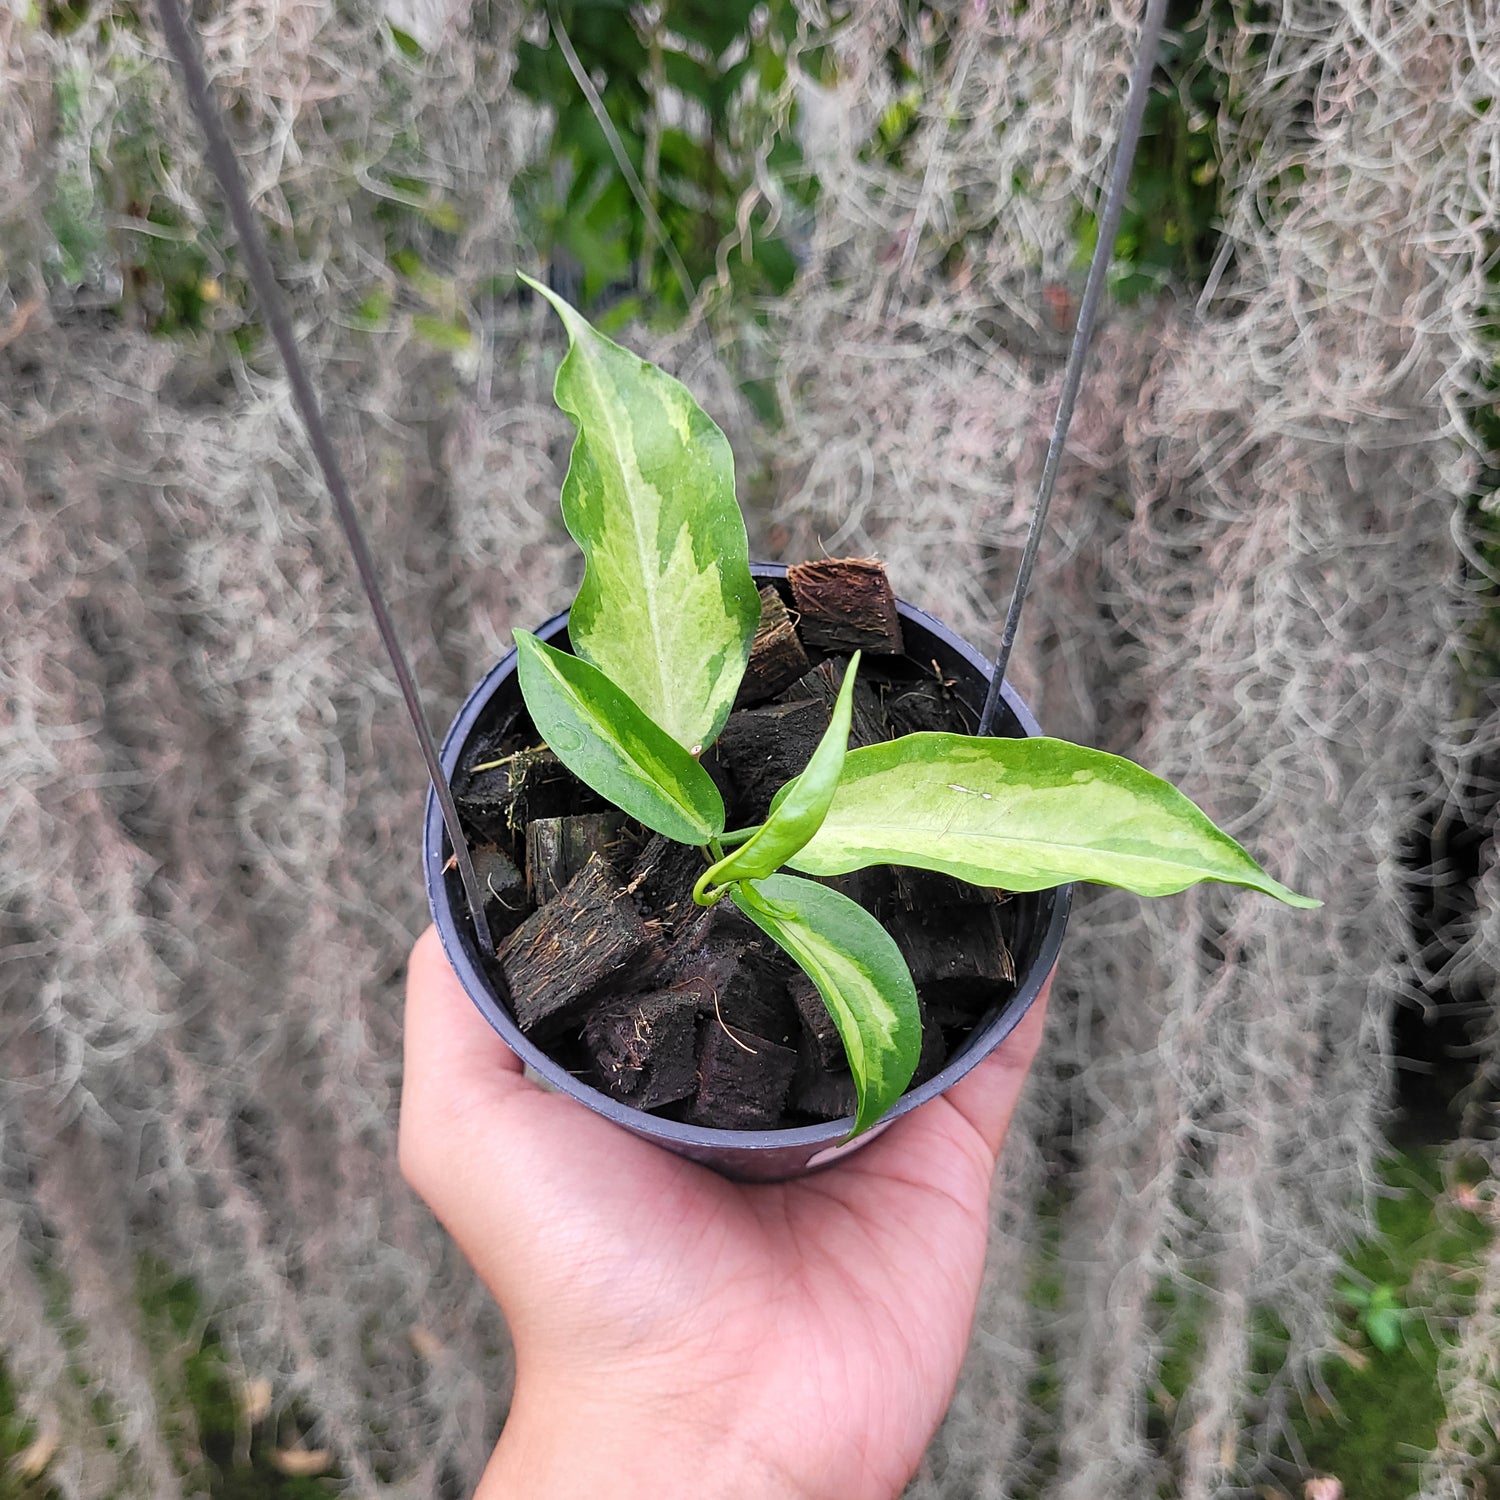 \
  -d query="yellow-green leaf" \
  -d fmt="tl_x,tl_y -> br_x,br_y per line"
788,733 -> 1319,907
731,874 -> 920,1136
696,653 -> 861,900
521,274 -> 759,751
514,631 -> 724,846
